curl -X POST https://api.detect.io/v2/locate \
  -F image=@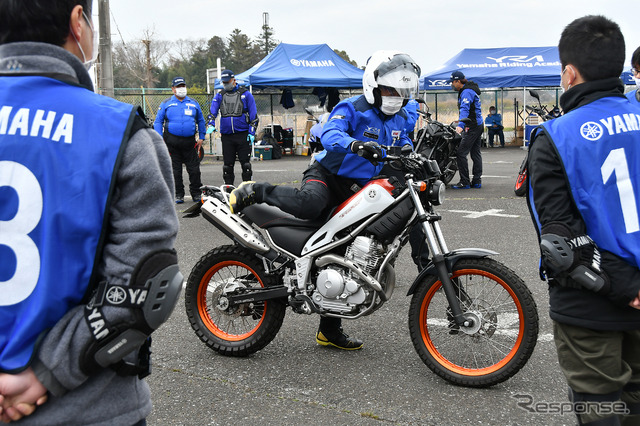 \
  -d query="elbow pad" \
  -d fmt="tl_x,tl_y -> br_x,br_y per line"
81,249 -> 183,376
539,222 -> 609,293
